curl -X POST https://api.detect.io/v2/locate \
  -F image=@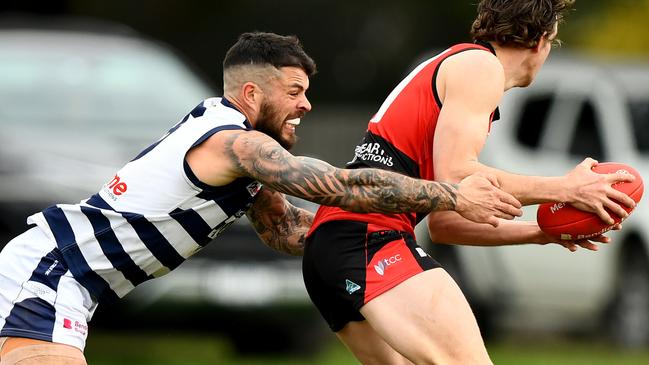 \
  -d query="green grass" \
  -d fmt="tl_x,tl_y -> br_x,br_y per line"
86,330 -> 356,365
85,331 -> 649,365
